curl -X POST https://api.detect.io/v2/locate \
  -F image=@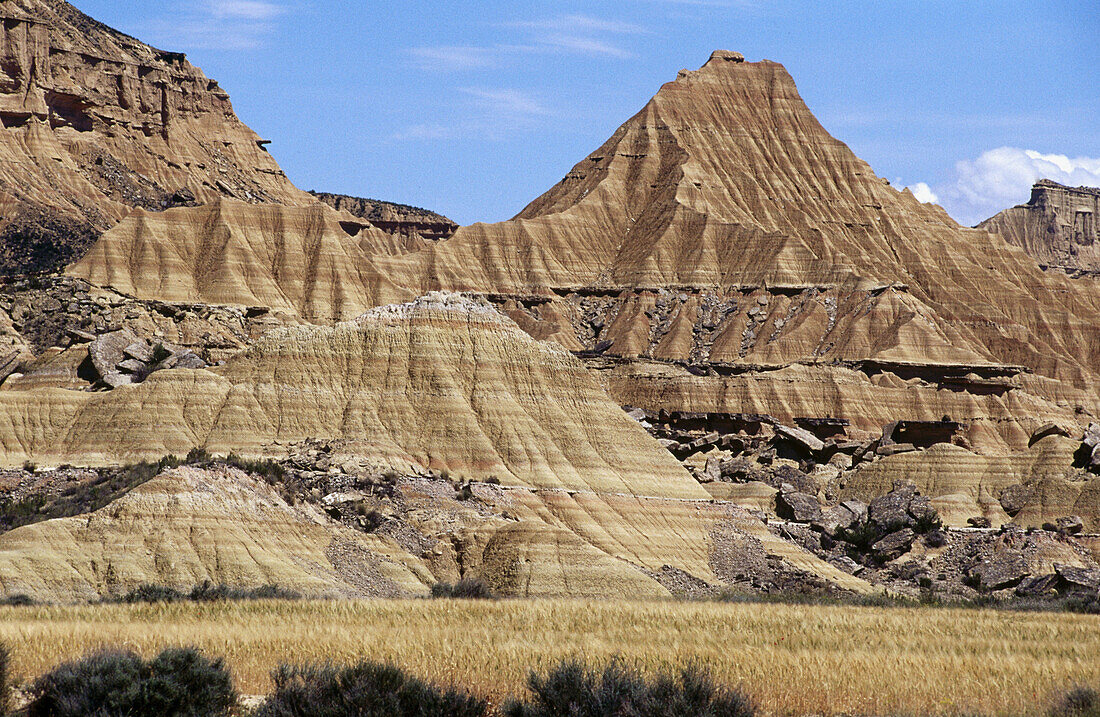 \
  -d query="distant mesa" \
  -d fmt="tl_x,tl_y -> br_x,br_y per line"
309,191 -> 458,242
979,179 -> 1100,276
